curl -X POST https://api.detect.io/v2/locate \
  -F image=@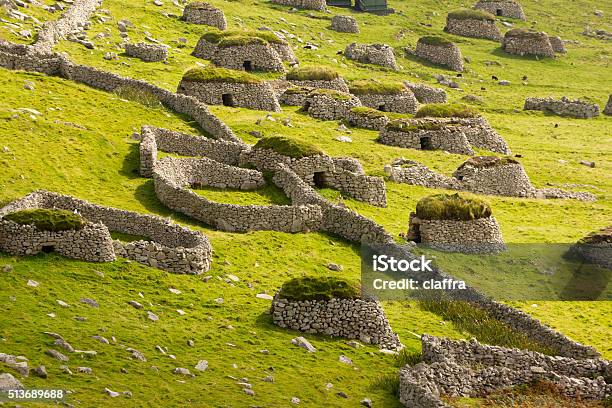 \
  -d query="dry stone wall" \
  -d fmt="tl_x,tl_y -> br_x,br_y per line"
181,2 -> 227,30
280,86 -> 313,106
286,77 -> 349,93
177,79 -> 281,112
345,108 -> 389,130
356,91 -> 418,114
345,43 -> 398,70
415,40 -> 463,72
474,0 -> 526,20
270,0 -> 326,11
444,17 -> 501,41
331,15 -> 359,33
304,90 -> 362,120
124,42 -> 168,62
271,295 -> 401,350
212,43 -> 285,72
379,124 -> 475,155
403,81 -> 447,103
502,30 -> 555,57
524,97 -> 600,118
